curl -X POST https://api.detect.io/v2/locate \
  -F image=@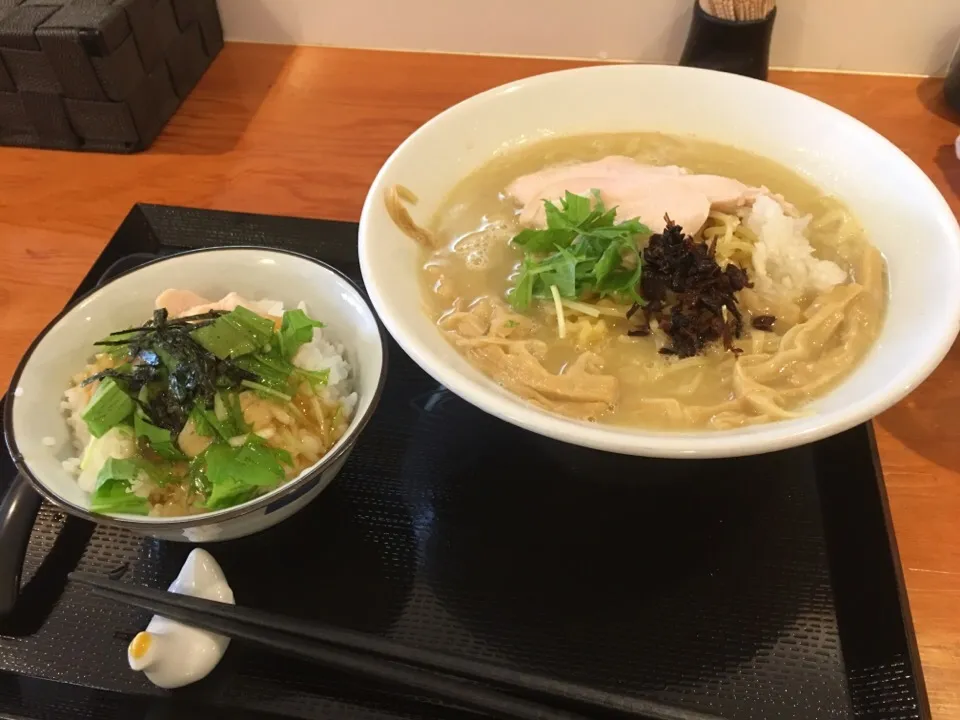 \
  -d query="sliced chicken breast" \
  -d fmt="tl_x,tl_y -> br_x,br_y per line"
515,173 -> 711,233
507,156 -> 772,235
155,289 -> 211,318
156,290 -> 284,319
506,155 -> 686,204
